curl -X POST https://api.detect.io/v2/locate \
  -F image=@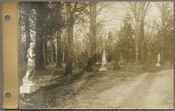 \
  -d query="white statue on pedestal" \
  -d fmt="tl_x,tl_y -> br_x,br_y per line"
23,42 -> 35,82
156,53 -> 161,66
99,50 -> 108,71
20,42 -> 37,94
